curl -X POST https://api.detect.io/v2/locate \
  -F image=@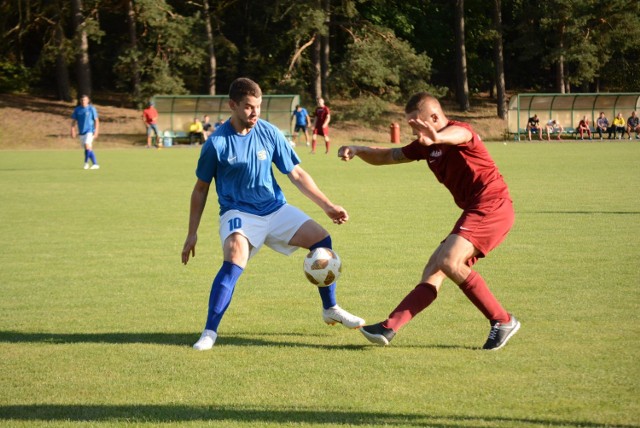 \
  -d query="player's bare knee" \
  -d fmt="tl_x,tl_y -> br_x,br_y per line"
437,255 -> 467,280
